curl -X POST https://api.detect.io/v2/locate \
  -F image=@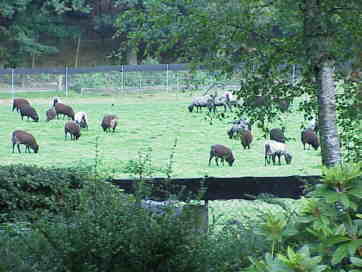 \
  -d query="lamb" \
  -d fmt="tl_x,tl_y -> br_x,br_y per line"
74,112 -> 88,129
264,140 -> 292,166
301,128 -> 319,150
208,144 -> 235,167
11,130 -> 39,153
240,129 -> 253,149
269,128 -> 286,143
46,108 -> 57,122
54,102 -> 75,120
188,95 -> 213,113
64,121 -> 81,140
19,104 -> 39,122
306,118 -> 319,133
101,114 -> 118,133
12,98 -> 31,112
50,97 -> 62,107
